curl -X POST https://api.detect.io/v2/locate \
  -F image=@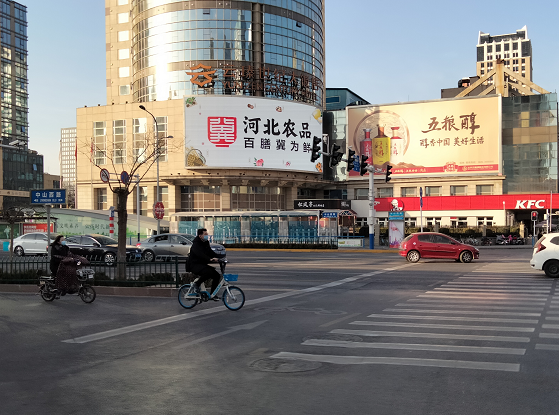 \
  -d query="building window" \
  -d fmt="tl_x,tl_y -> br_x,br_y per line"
117,13 -> 129,24
450,185 -> 467,196
426,217 -> 441,226
405,217 -> 416,227
120,85 -> 130,95
133,118 -> 147,162
355,188 -> 368,200
119,67 -> 130,78
157,186 -> 169,220
181,186 -> 221,212
477,217 -> 494,226
231,186 -> 285,211
96,188 -> 107,210
476,185 -> 493,195
377,187 -> 393,198
401,187 -> 416,197
425,186 -> 441,196
113,120 -> 126,164
93,121 -> 106,165
118,31 -> 129,42
117,0 -> 129,5
481,62 -> 484,68
487,45 -> 492,53
118,49 -> 130,60
155,116 -> 168,162
139,186 -> 148,215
